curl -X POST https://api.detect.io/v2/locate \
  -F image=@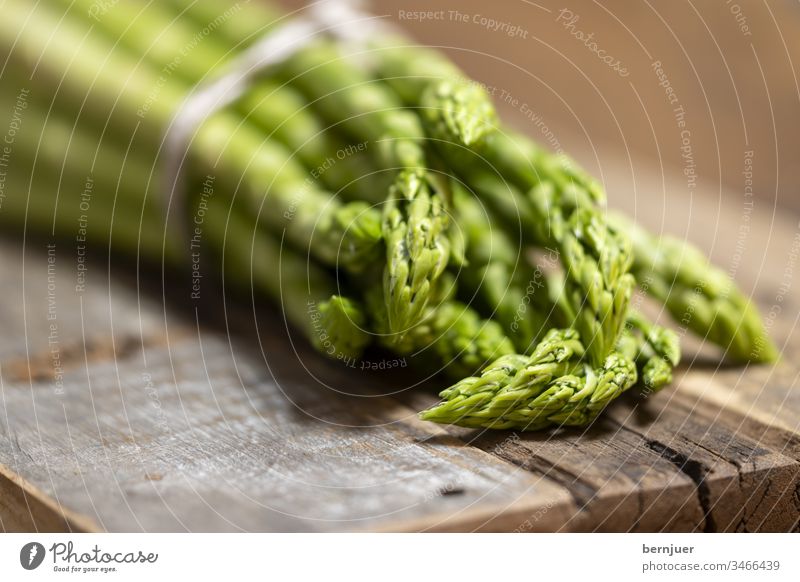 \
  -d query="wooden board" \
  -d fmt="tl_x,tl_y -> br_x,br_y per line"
0,154 -> 798,532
